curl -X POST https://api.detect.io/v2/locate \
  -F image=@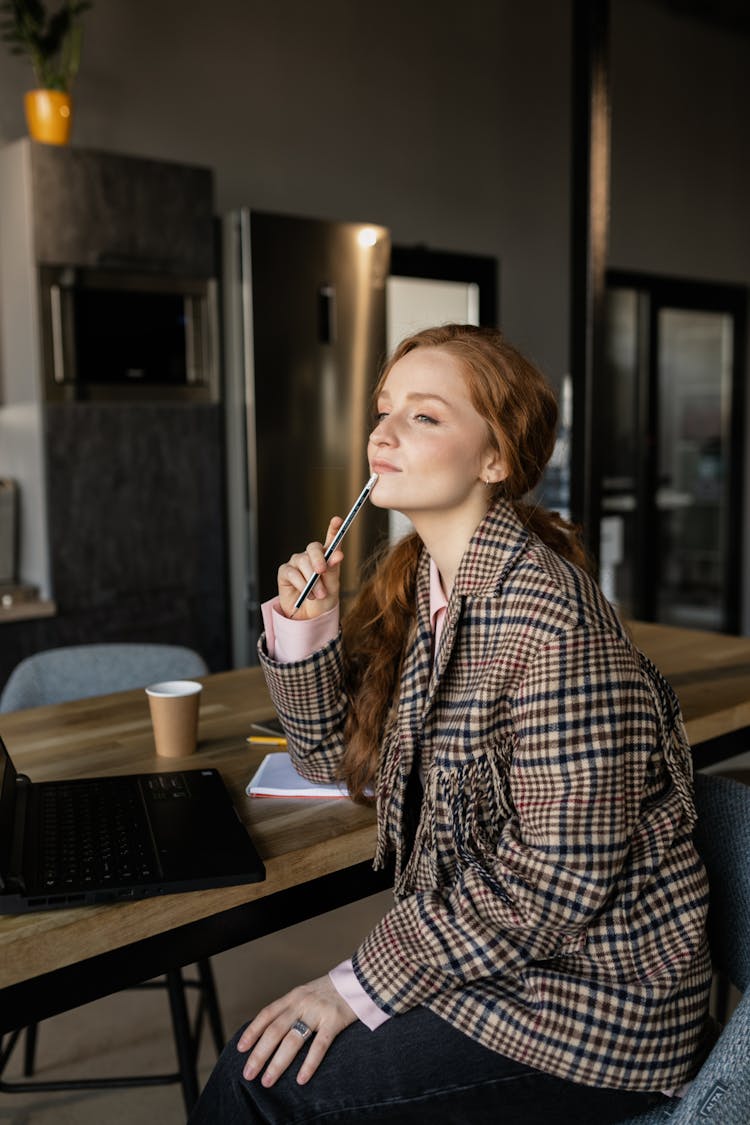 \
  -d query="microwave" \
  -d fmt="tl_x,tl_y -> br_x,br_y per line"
38,265 -> 219,403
